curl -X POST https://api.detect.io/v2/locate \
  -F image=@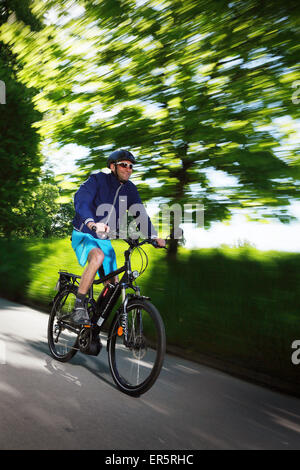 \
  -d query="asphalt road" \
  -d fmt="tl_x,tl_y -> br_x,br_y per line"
1,297 -> 300,450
